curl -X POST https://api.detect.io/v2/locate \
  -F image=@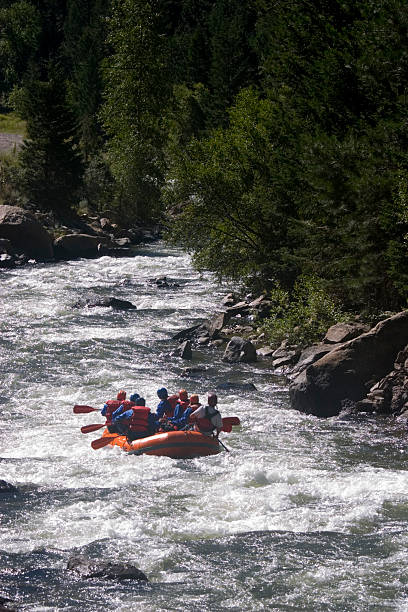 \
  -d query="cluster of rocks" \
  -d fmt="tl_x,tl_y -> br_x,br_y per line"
288,311 -> 408,418
0,204 -> 159,268
171,293 -> 272,363
172,293 -> 408,423
356,345 -> 408,417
